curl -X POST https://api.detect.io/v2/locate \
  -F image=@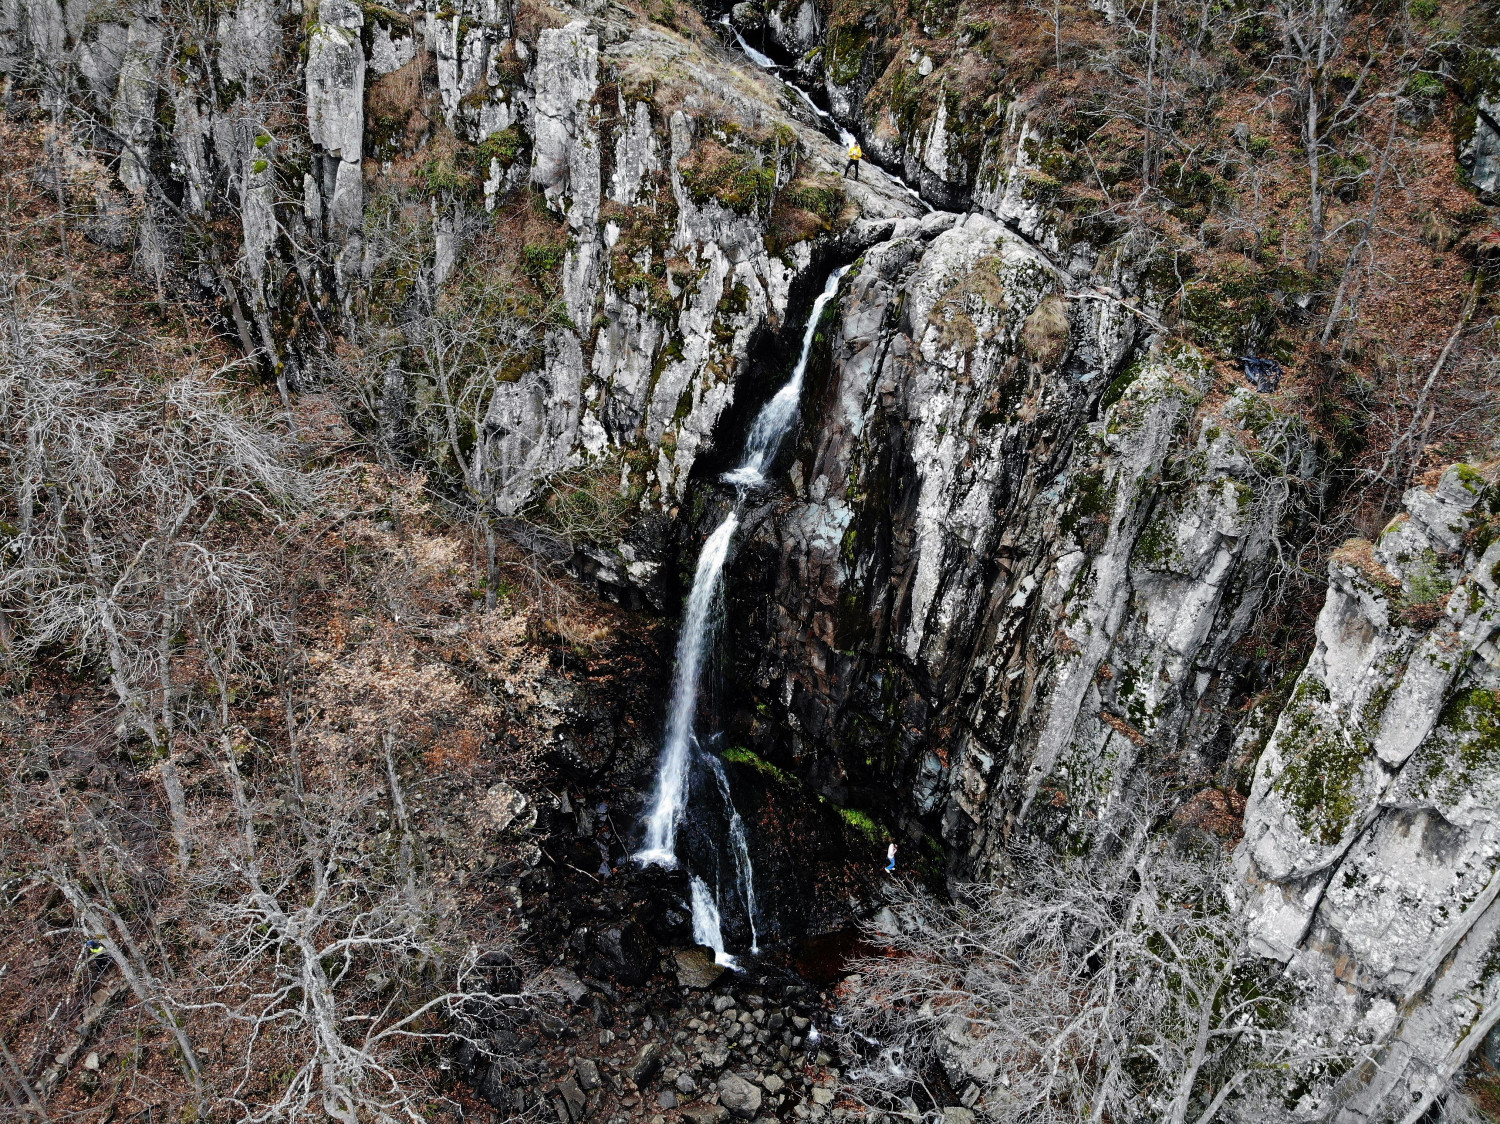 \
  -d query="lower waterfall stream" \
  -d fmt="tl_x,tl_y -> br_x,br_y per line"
636,265 -> 851,966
